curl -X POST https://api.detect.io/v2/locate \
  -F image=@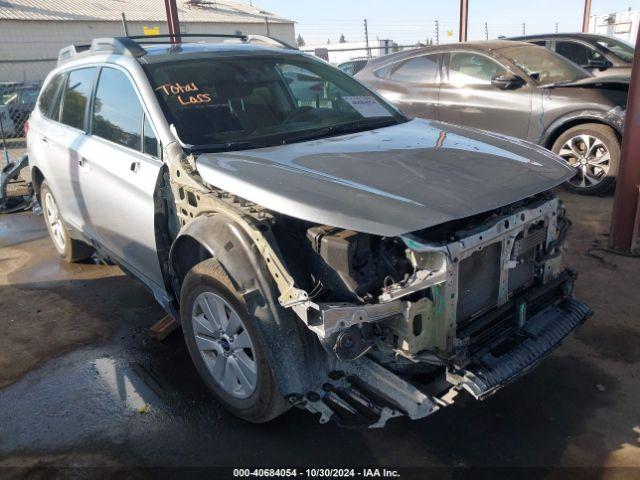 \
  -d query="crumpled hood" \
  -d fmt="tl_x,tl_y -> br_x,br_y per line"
196,118 -> 573,236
